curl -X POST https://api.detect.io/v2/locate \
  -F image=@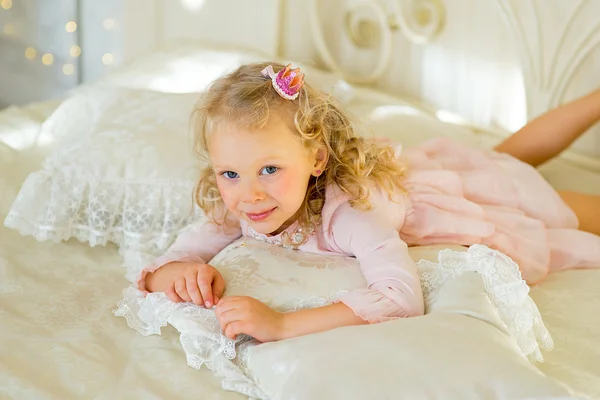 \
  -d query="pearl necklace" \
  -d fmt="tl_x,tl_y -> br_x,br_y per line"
245,220 -> 318,250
